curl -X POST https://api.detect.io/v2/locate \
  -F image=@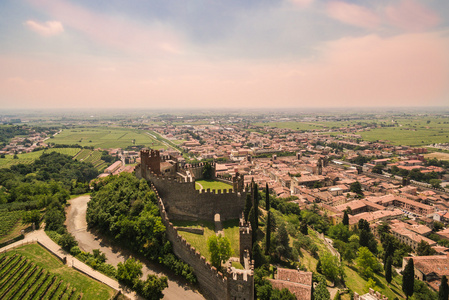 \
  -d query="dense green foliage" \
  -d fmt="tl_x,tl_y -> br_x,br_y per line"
207,234 -> 233,269
0,152 -> 98,207
86,173 -> 196,283
254,266 -> 297,300
439,275 -> 448,300
402,258 -> 415,299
